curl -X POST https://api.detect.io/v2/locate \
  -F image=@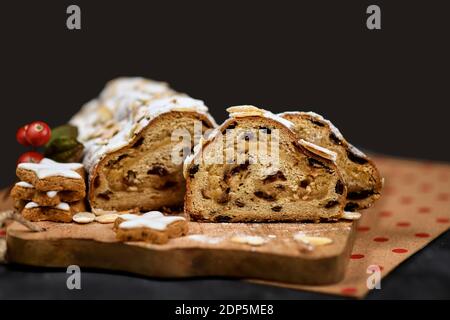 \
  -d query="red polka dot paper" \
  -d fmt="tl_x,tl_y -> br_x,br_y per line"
259,155 -> 450,298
